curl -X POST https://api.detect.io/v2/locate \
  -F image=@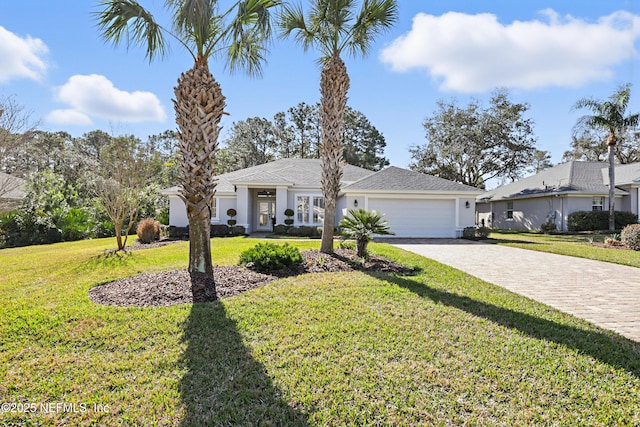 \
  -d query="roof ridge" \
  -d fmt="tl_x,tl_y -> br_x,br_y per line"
567,160 -> 576,188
